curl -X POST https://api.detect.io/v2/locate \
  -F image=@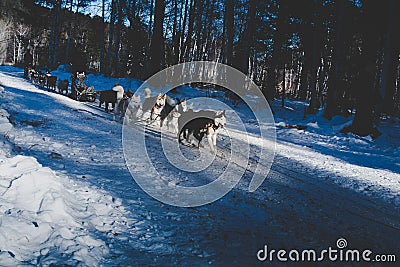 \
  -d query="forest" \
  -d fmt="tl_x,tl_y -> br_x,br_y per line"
0,0 -> 399,137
